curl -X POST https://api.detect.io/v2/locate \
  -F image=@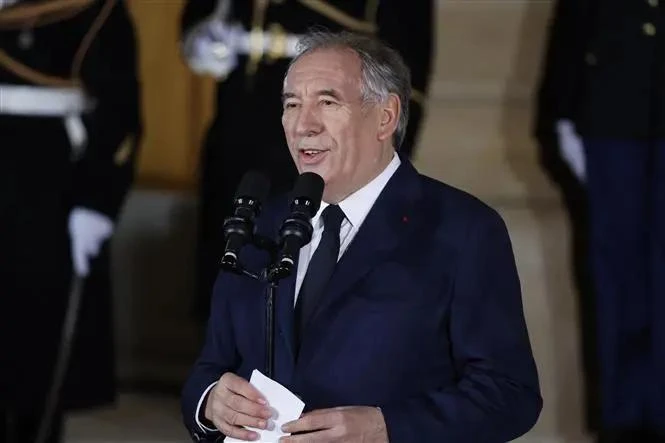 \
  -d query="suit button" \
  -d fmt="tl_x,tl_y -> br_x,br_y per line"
585,52 -> 597,66
647,0 -> 658,6
643,22 -> 656,36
